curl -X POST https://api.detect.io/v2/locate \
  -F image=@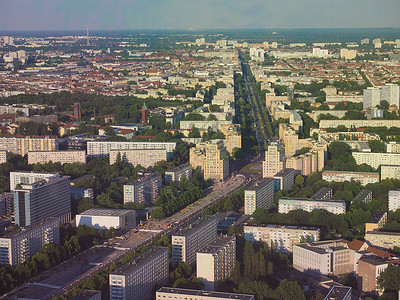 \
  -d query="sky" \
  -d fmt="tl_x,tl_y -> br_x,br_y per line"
1,0 -> 400,31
